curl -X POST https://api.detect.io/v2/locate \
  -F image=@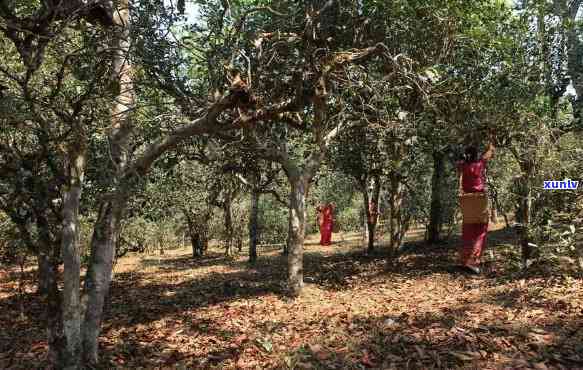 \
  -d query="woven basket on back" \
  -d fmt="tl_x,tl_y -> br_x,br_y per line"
460,192 -> 489,224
